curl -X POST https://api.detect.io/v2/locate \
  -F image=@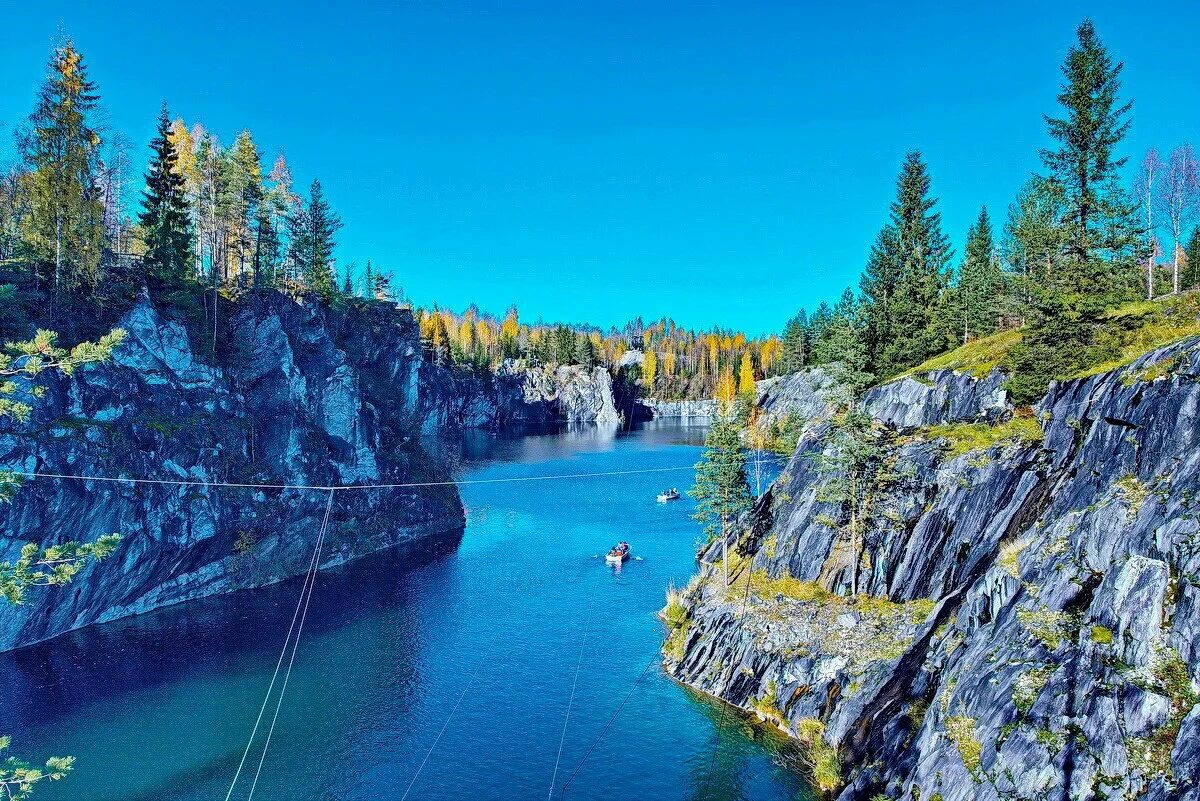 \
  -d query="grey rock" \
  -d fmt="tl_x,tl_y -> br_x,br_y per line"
666,335 -> 1200,801
0,294 -> 463,651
